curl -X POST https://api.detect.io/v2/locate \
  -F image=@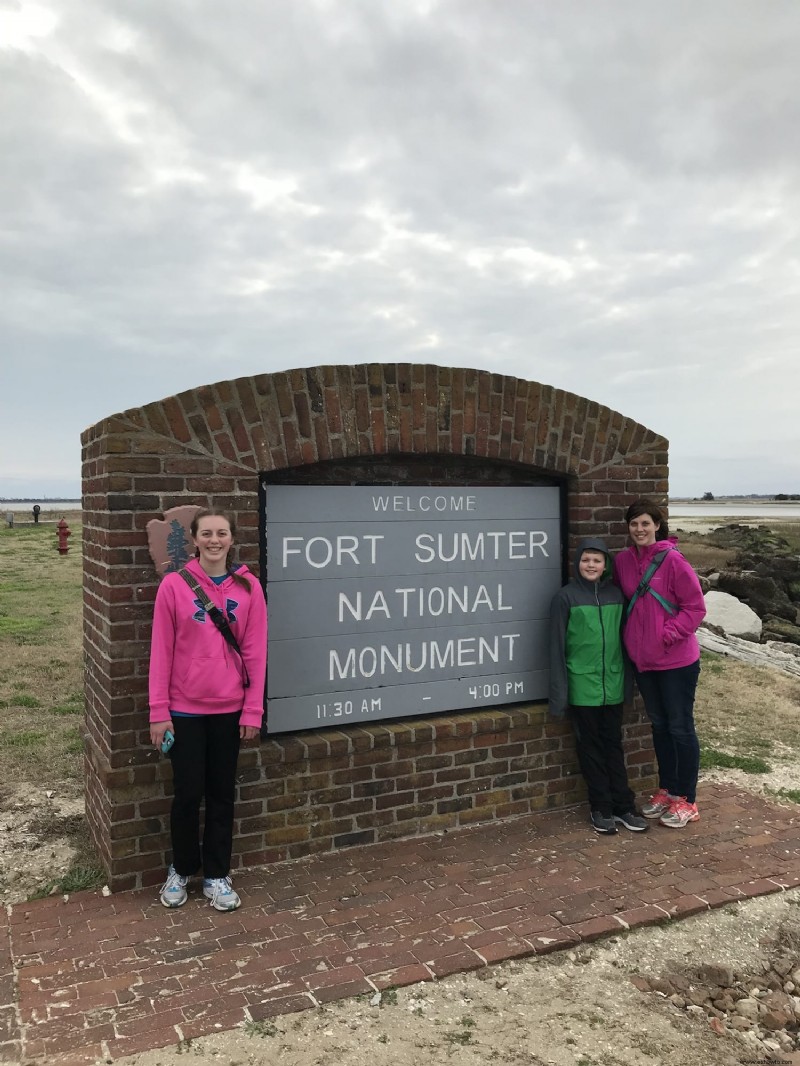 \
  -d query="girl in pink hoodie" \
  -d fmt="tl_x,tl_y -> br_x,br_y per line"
149,510 -> 267,911
613,499 -> 705,829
